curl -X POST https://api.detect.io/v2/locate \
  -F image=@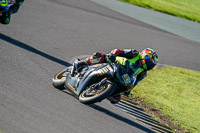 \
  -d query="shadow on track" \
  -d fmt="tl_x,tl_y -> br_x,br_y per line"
0,33 -> 71,67
89,104 -> 155,133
